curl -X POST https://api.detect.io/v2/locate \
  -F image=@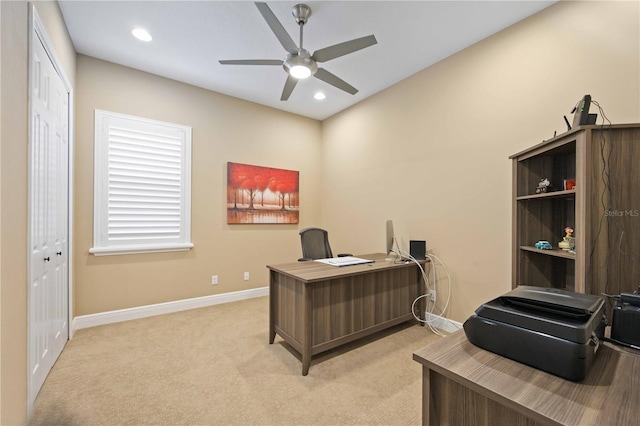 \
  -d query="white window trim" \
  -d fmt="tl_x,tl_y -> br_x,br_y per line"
90,110 -> 193,256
